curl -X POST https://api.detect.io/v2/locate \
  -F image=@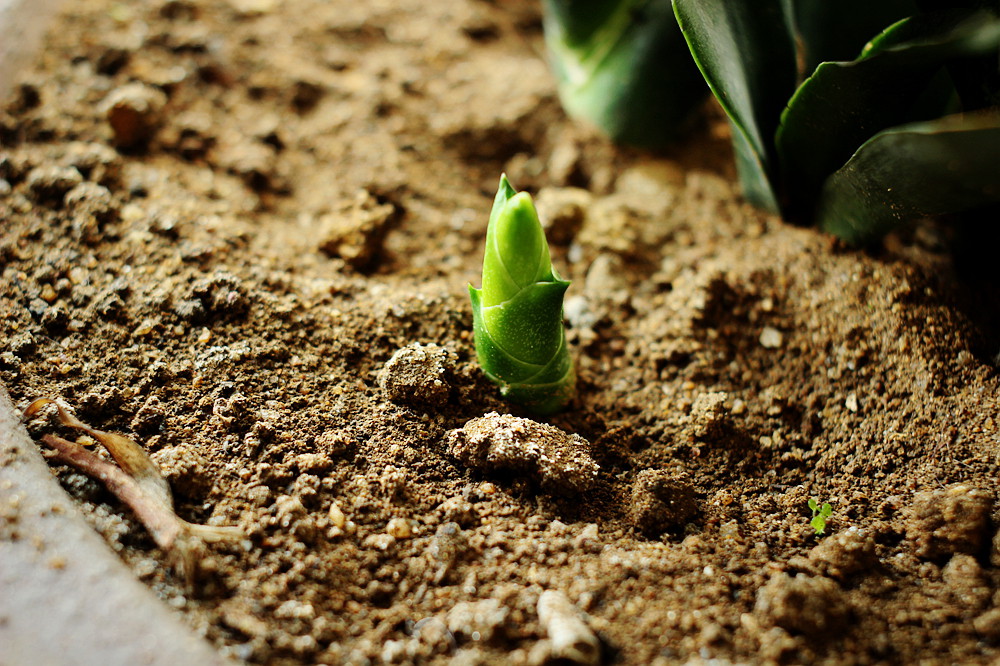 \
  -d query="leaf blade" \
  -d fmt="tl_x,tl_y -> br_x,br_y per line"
817,112 -> 1000,244
776,12 -> 1000,221
673,0 -> 797,210
791,0 -> 916,72
544,0 -> 706,148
